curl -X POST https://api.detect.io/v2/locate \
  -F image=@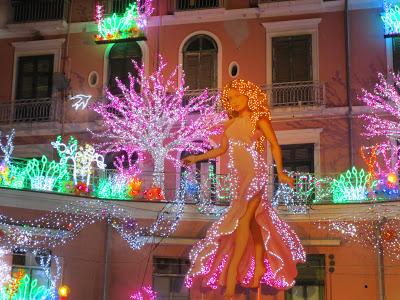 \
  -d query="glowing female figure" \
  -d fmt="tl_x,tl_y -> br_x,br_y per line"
183,79 -> 306,297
